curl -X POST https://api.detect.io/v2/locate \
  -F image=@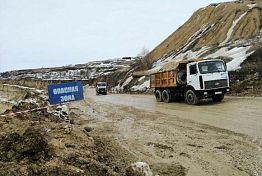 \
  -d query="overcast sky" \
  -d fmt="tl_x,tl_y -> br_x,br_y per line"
0,0 -> 233,72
